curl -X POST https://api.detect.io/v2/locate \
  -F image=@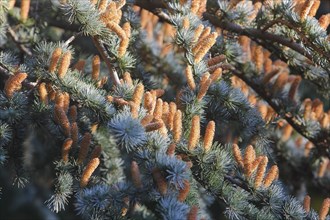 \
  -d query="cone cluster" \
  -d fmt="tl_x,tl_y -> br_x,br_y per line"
232,144 -> 279,188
